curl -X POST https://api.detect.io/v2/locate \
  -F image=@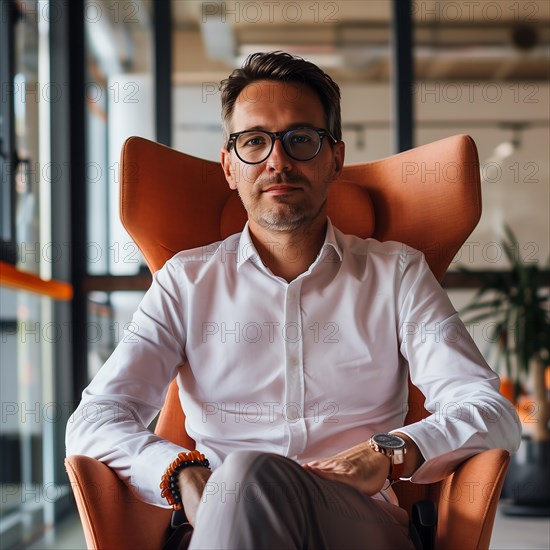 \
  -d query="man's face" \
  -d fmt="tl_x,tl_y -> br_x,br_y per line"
221,80 -> 344,233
